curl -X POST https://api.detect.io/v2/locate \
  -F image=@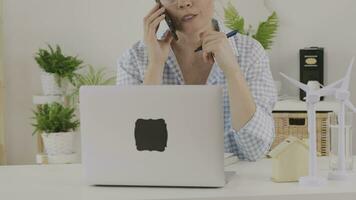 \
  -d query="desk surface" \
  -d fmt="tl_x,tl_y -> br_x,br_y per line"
0,157 -> 355,200
273,100 -> 339,113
